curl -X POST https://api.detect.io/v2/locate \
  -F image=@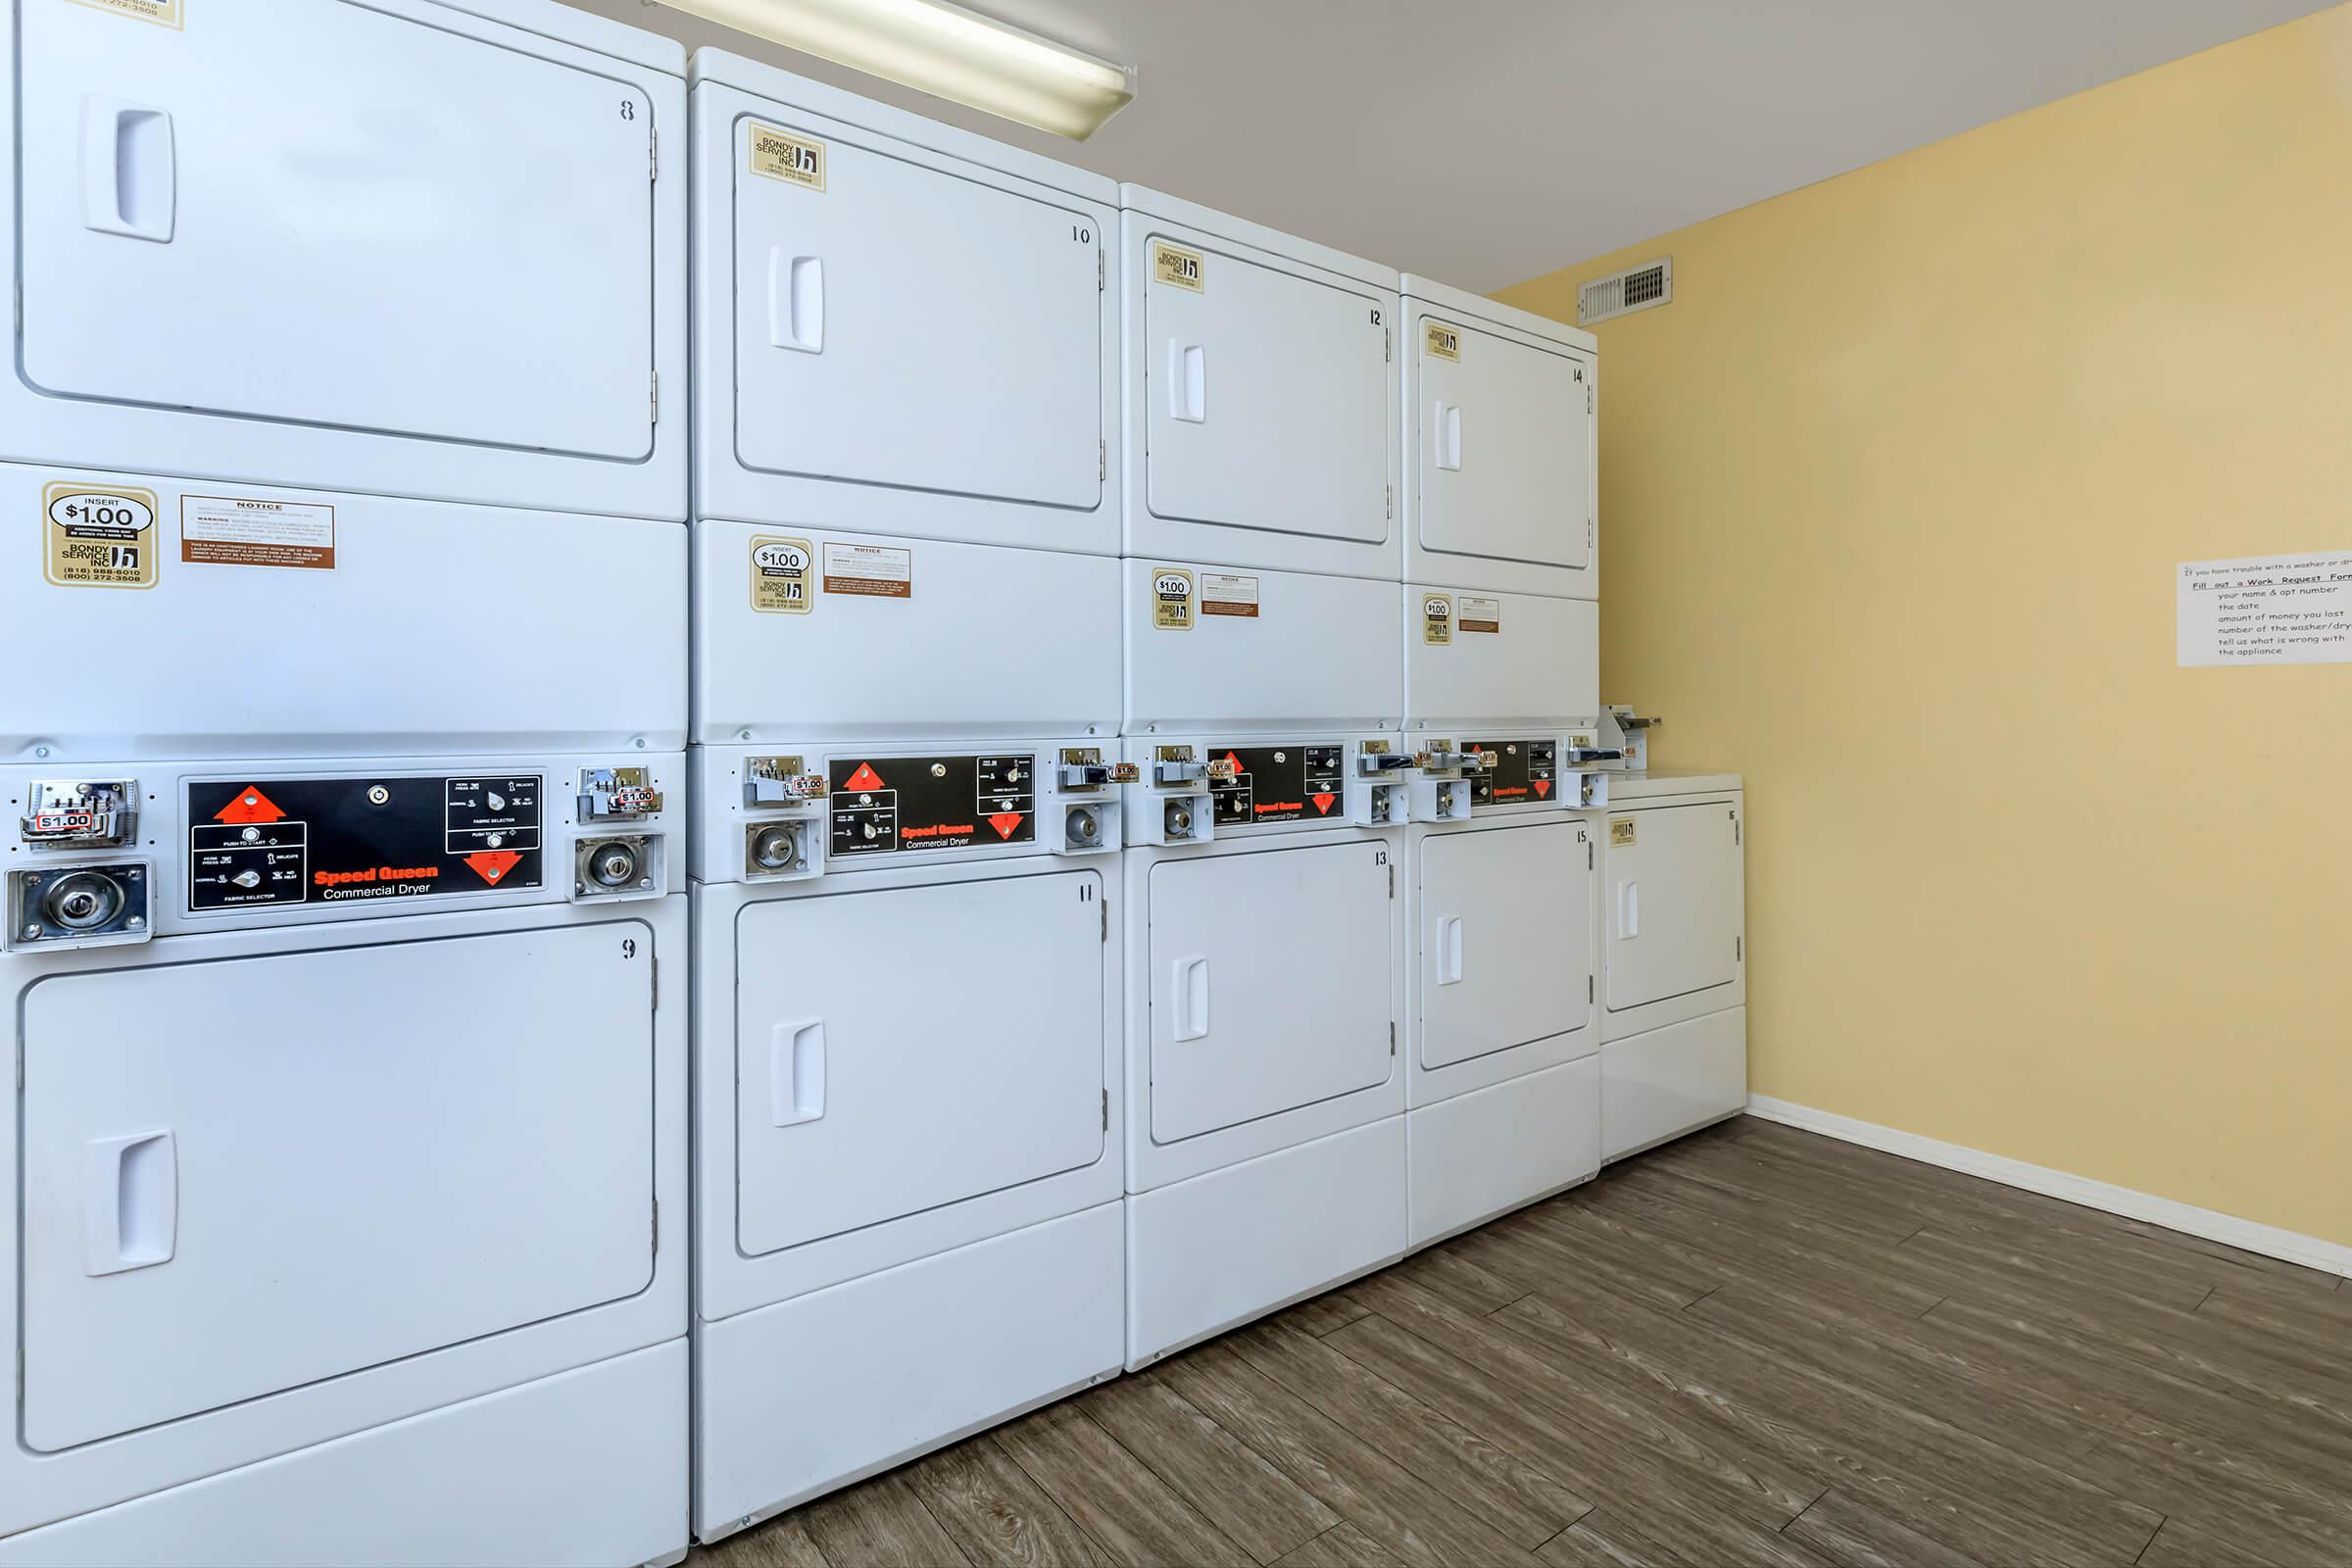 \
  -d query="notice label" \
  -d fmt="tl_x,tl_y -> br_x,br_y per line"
1424,320 -> 1462,362
1200,571 -> 1259,618
1152,566 -> 1195,630
823,541 -> 911,599
1610,817 -> 1637,848
180,495 -> 335,569
750,536 -> 814,613
1152,241 -> 1204,292
2179,551 -> 2352,665
1421,591 -> 1453,646
43,481 -> 158,589
67,0 -> 181,26
1458,595 -> 1501,634
748,122 -> 825,191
